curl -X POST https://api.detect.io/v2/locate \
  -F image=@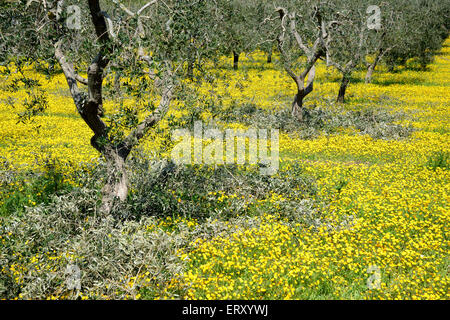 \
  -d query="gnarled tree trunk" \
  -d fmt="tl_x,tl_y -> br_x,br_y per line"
100,147 -> 129,214
337,75 -> 350,103
51,0 -> 175,215
292,90 -> 306,121
233,51 -> 239,70
187,61 -> 194,79
365,63 -> 376,84
267,48 -> 272,63
292,64 -> 316,121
